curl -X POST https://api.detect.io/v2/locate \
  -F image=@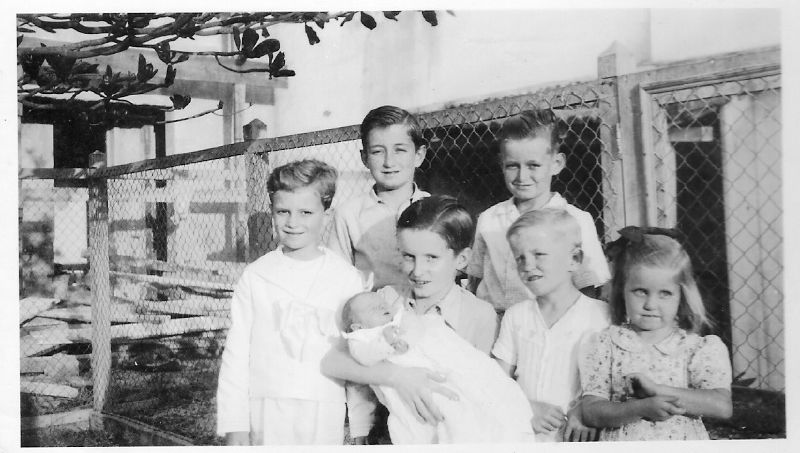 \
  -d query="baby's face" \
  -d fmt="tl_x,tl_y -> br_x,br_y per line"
351,293 -> 399,329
